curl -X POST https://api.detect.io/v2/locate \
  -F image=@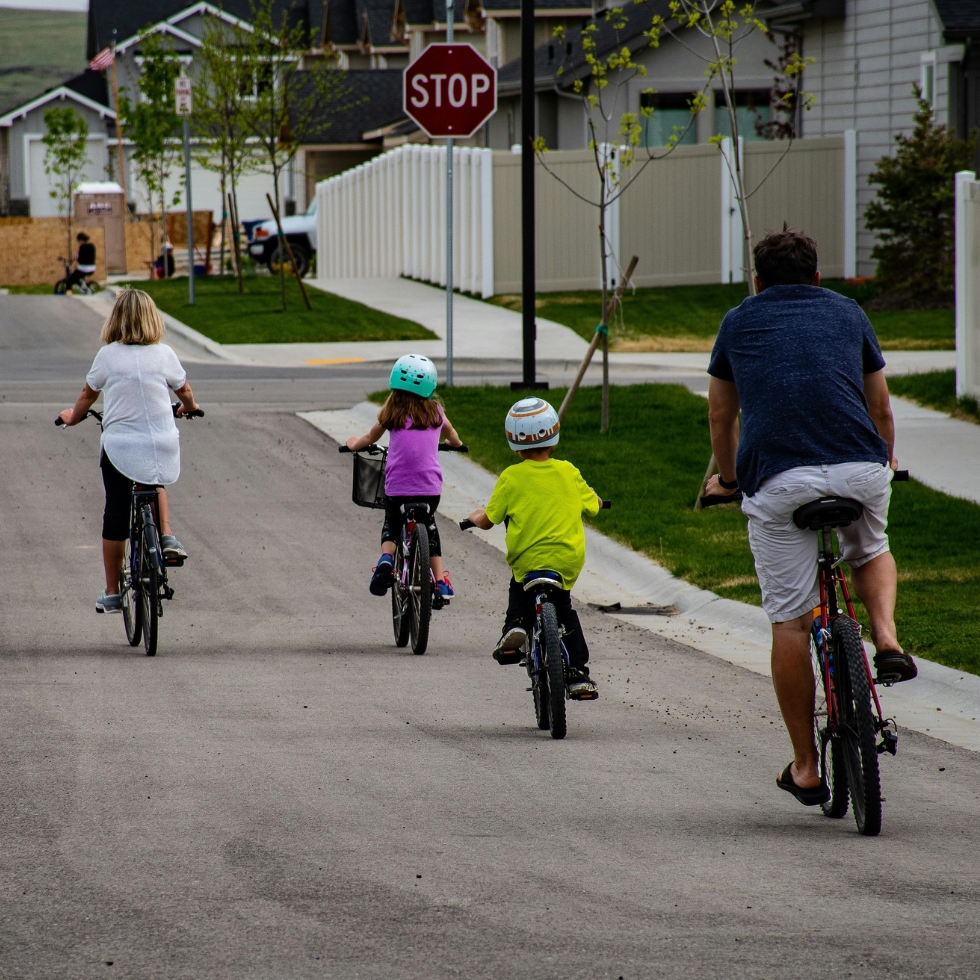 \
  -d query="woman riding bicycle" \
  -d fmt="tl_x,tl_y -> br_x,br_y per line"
345,354 -> 463,599
58,288 -> 201,614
